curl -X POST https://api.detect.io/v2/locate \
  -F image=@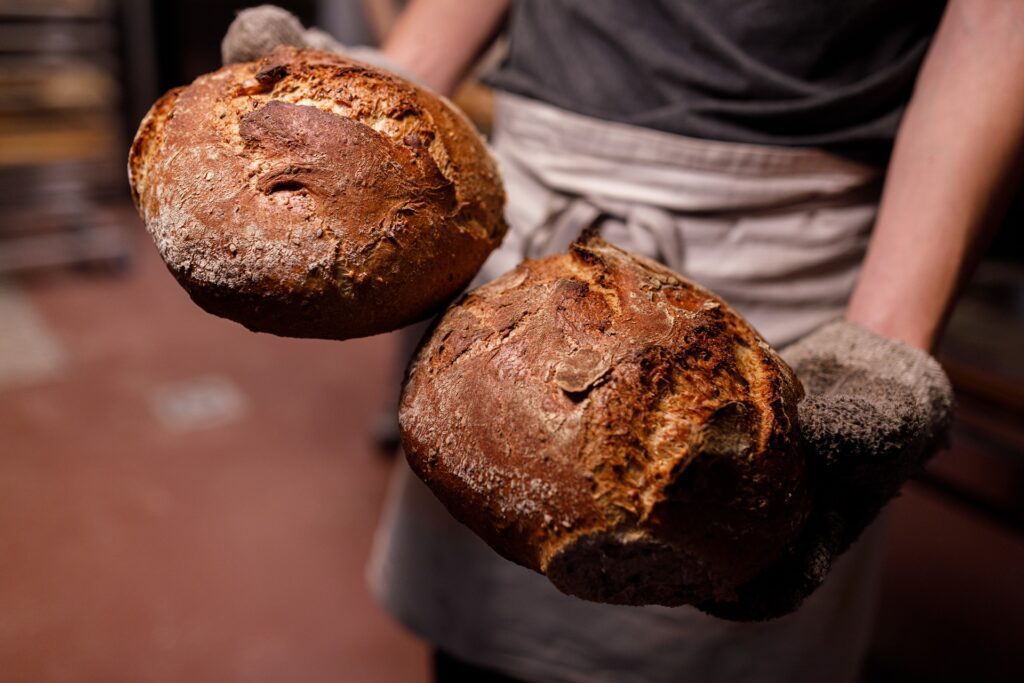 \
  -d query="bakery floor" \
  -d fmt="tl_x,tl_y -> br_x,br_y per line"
2,207 -> 1023,682
0,209 -> 426,682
